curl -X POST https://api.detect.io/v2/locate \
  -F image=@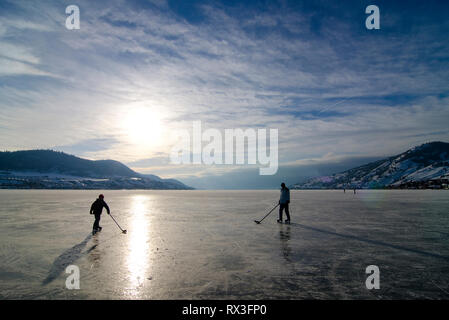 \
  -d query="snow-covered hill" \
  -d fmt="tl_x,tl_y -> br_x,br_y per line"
291,142 -> 449,189
0,150 -> 192,190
